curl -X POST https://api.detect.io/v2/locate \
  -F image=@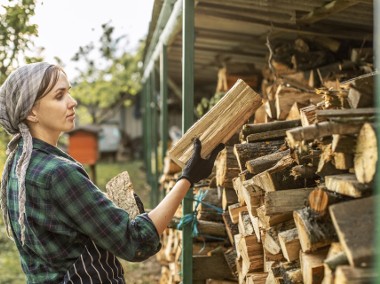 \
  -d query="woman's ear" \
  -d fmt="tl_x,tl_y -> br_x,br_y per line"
26,109 -> 38,123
